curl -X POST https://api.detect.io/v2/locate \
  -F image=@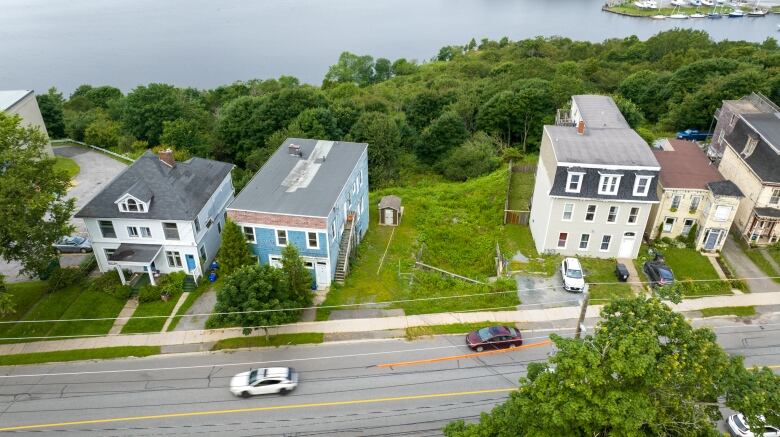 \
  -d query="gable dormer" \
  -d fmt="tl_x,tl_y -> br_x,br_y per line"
115,181 -> 152,213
